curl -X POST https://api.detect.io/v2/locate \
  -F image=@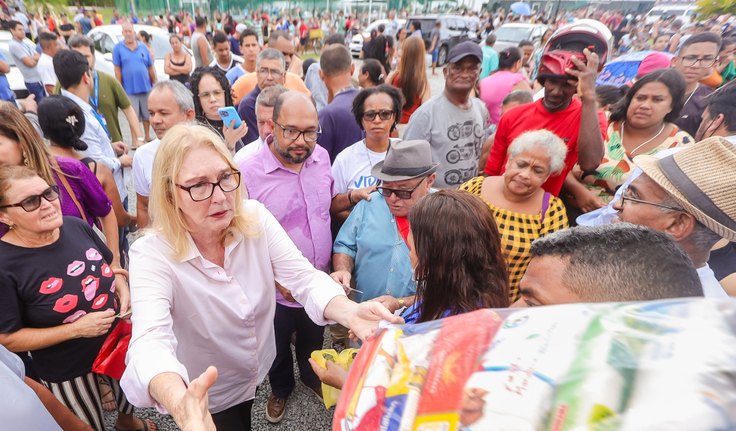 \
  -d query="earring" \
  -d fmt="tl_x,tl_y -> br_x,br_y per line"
22,152 -> 28,167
